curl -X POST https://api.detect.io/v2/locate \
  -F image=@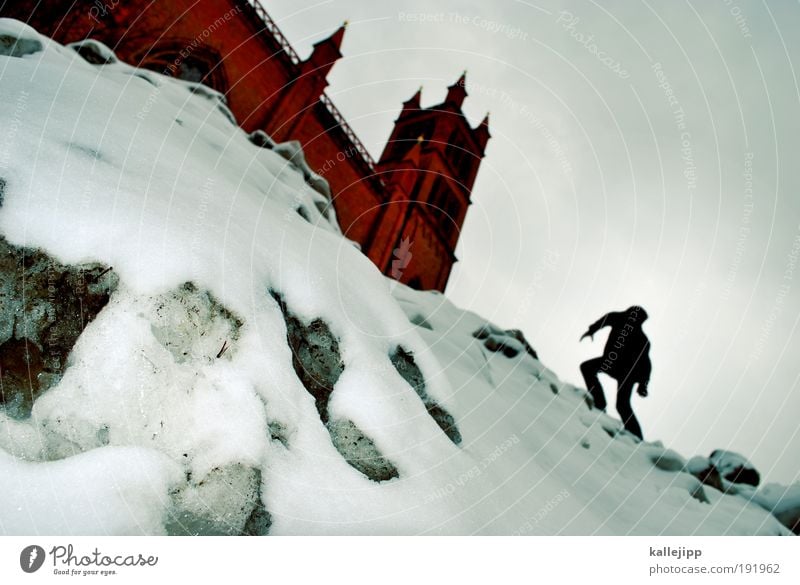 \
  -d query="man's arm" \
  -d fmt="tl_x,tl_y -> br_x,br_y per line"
580,312 -> 620,340
636,353 -> 652,397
